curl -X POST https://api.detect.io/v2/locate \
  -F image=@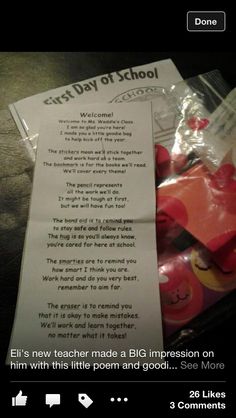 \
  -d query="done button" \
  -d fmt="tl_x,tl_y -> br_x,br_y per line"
187,11 -> 226,32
